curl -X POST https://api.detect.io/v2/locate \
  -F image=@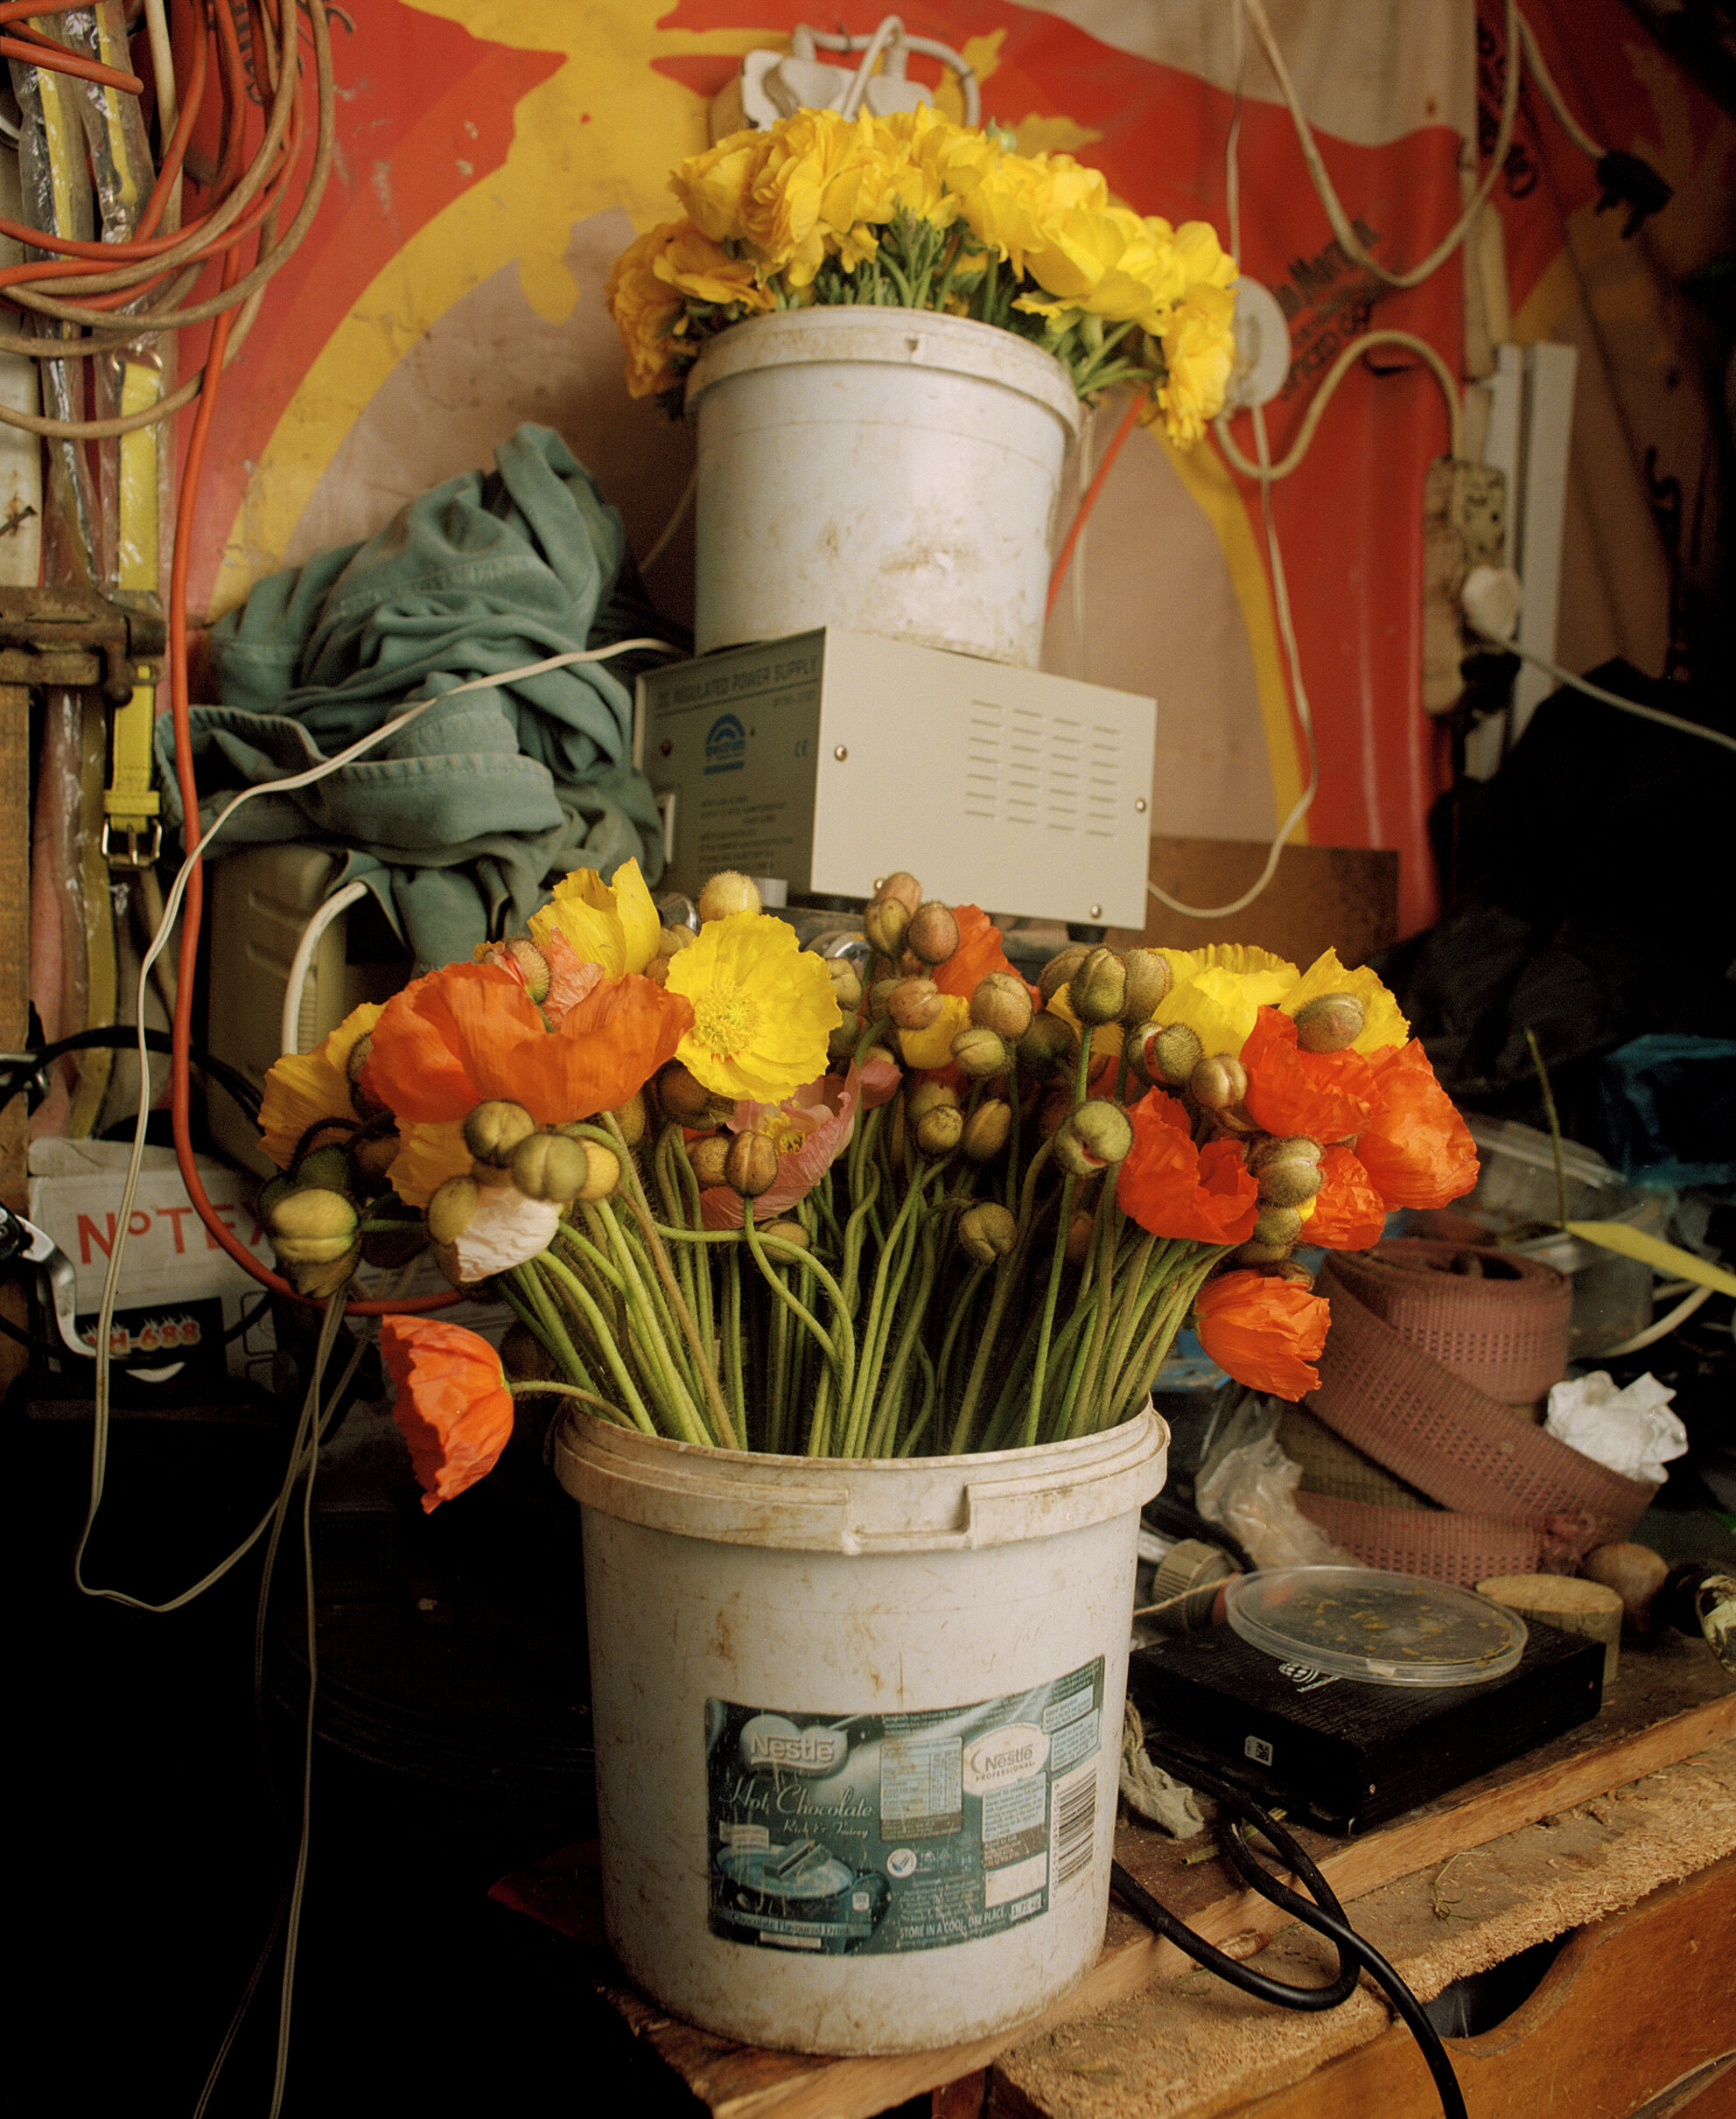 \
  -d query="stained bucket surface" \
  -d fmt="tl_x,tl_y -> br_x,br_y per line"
552,1407 -> 1167,2055
686,308 -> 1083,669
